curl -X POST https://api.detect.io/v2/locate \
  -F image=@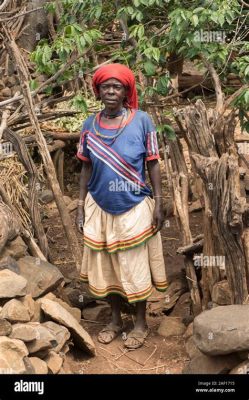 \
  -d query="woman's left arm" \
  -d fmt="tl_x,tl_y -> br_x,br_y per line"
147,159 -> 164,232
